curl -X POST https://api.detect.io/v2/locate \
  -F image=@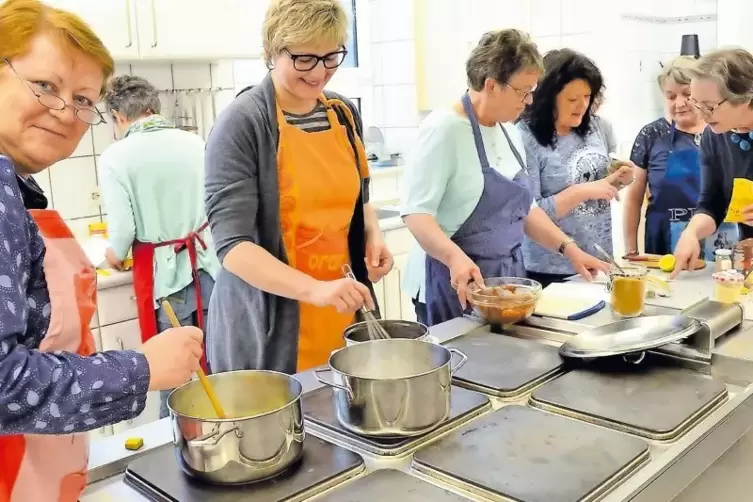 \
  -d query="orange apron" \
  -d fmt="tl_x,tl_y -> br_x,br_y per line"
276,96 -> 369,371
0,210 -> 97,502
